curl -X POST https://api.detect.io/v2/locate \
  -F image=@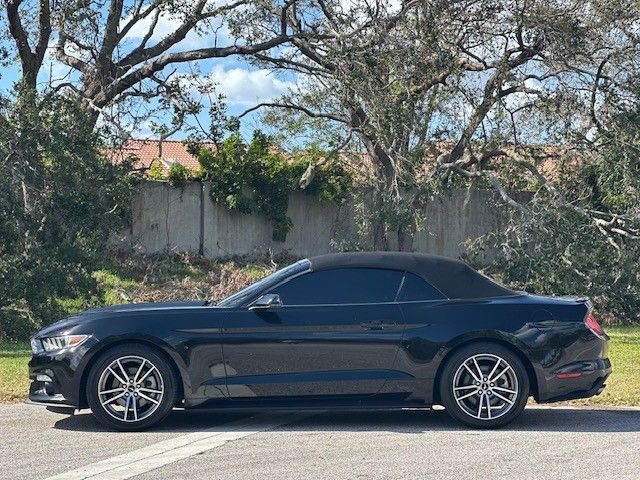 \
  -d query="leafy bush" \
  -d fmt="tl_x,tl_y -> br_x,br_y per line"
166,163 -> 194,188
145,159 -> 196,188
469,204 -> 640,325
147,160 -> 165,180
1,251 -> 292,341
196,131 -> 352,241
0,89 -> 137,341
